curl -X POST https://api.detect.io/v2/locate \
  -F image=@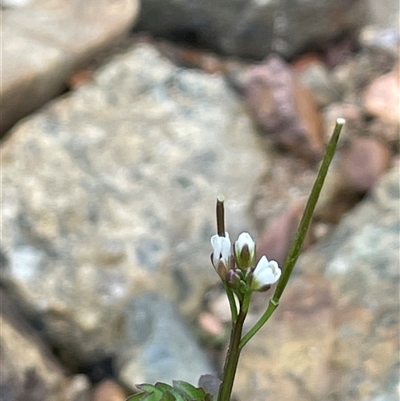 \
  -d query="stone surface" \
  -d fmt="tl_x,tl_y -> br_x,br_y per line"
243,55 -> 324,164
136,0 -> 367,60
1,0 -> 34,8
117,293 -> 215,389
1,0 -> 139,134
256,201 -> 309,267
333,48 -> 397,104
366,0 -> 400,29
363,66 -> 400,124
235,165 -> 400,401
0,290 -> 90,401
359,25 -> 400,58
92,379 -> 126,401
339,137 -> 392,193
1,43 -> 265,369
293,55 -> 342,108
